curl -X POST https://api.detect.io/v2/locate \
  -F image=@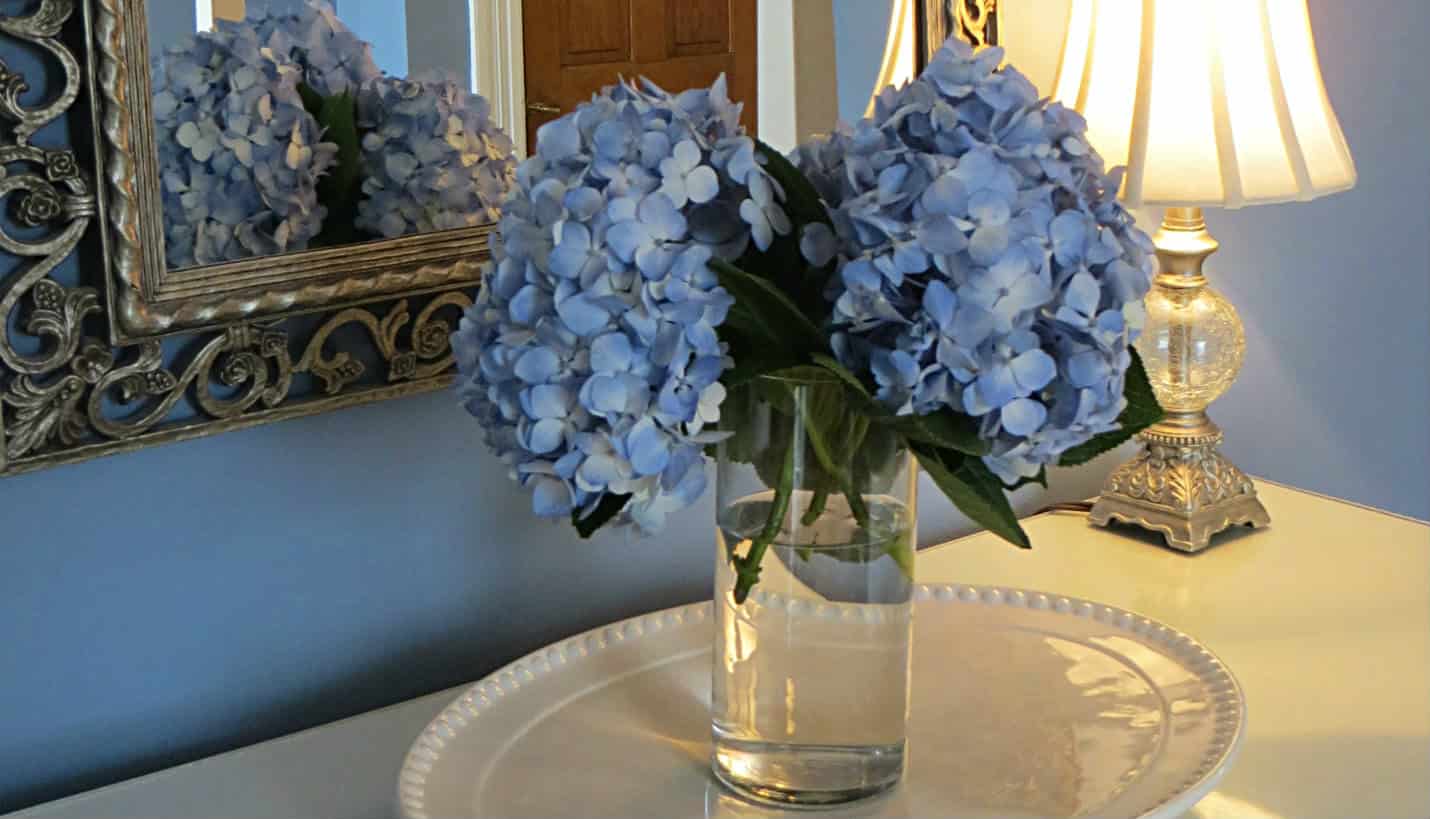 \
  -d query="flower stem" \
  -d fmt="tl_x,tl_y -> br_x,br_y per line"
800,488 -> 829,526
843,488 -> 870,529
733,444 -> 795,605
